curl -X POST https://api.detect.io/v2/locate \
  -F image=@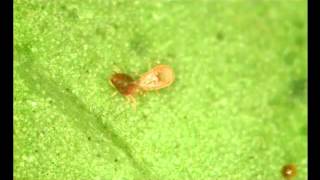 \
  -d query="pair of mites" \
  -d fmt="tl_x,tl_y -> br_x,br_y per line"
109,64 -> 175,108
